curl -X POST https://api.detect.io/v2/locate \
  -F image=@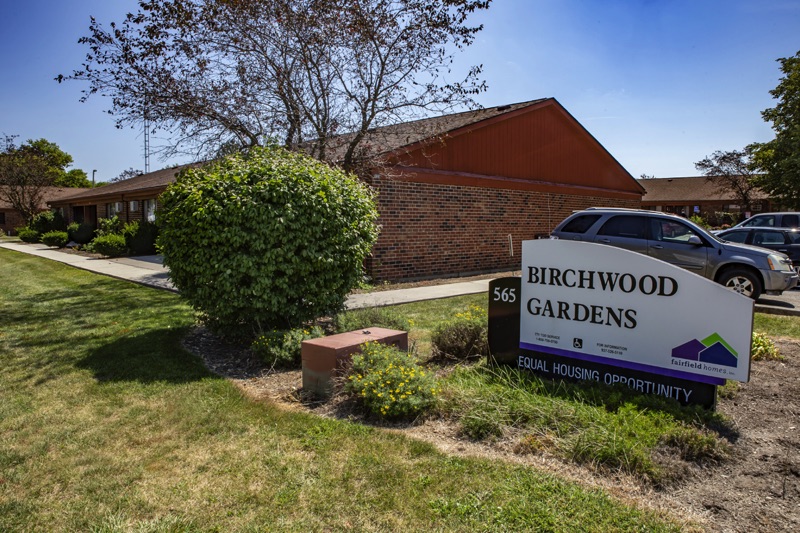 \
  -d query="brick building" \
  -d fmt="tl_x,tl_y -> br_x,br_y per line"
638,176 -> 775,222
47,164 -> 200,228
1,186 -> 90,236
358,98 -> 643,279
50,98 -> 643,280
